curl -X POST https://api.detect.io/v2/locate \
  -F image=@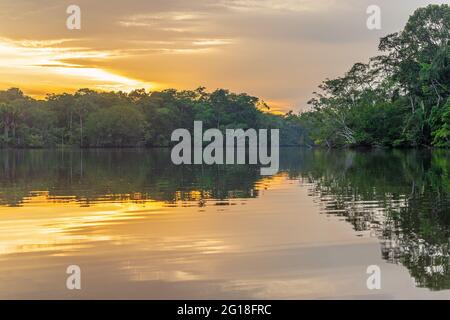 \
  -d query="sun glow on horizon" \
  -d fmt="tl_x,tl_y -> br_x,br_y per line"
0,0 -> 442,110
0,38 -> 155,97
